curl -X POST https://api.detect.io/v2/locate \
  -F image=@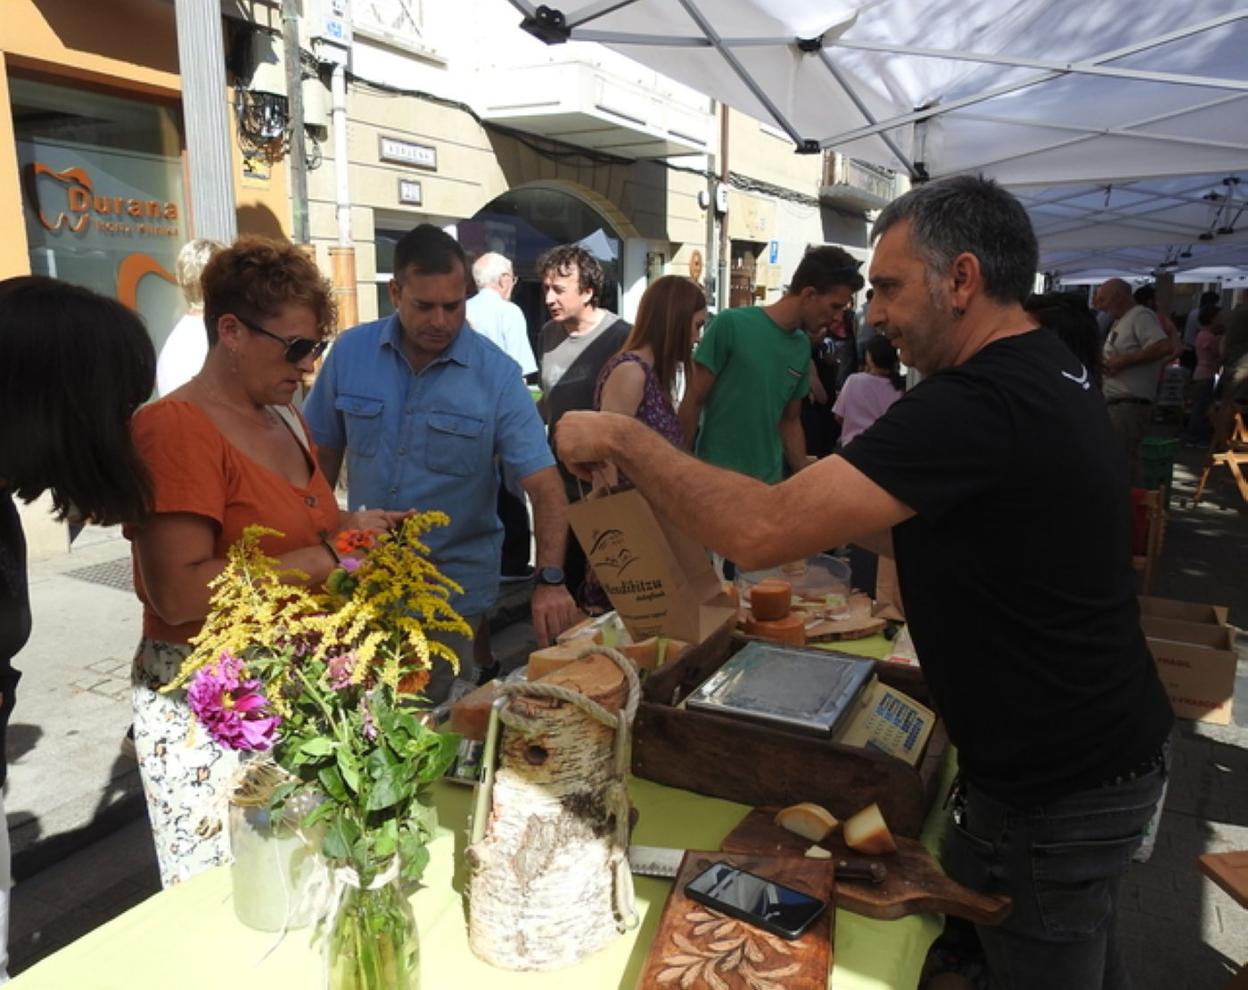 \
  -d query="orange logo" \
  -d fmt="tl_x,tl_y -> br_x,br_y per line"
22,161 -> 179,235
25,162 -> 94,233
